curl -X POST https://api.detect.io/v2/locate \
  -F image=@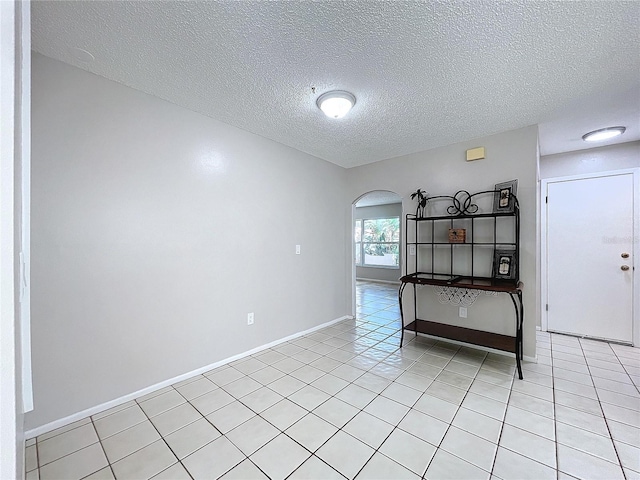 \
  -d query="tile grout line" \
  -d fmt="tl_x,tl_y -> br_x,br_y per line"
247,298 -> 449,478
487,359 -> 515,479
419,350 -> 463,478
277,288 -> 402,478
86,419 -> 115,480
609,346 -> 640,397
317,341 -> 434,479
549,333 -> 560,480
34,421 -> 104,476
132,386 -> 196,480
550,334 -> 638,478
182,299 -> 393,478
576,337 -> 629,480
275,344 -> 403,477
34,438 -> 40,479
